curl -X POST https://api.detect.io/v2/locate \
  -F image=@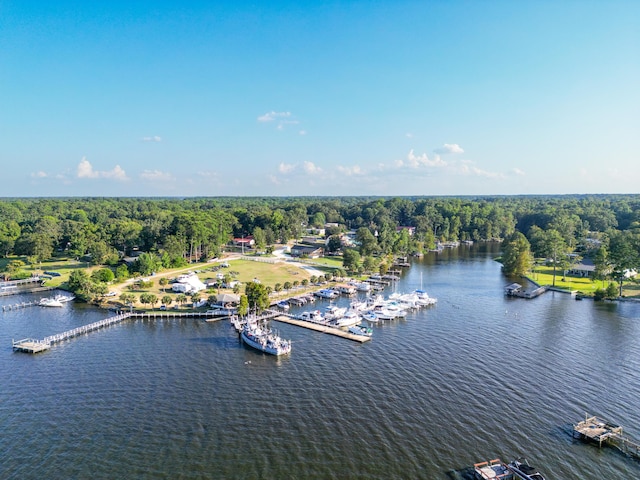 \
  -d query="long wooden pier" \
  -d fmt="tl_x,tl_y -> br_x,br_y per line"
273,314 -> 372,343
12,310 -> 234,354
573,415 -> 640,460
